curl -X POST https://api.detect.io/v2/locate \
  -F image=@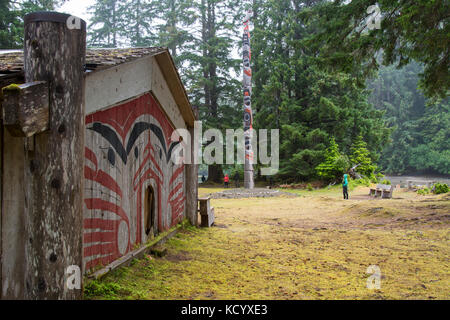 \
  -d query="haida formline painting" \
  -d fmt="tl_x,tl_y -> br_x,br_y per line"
243,10 -> 254,189
83,93 -> 186,271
